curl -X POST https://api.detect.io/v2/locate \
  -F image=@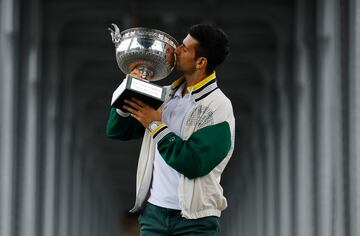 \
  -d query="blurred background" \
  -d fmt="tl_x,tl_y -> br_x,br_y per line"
1,0 -> 360,235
